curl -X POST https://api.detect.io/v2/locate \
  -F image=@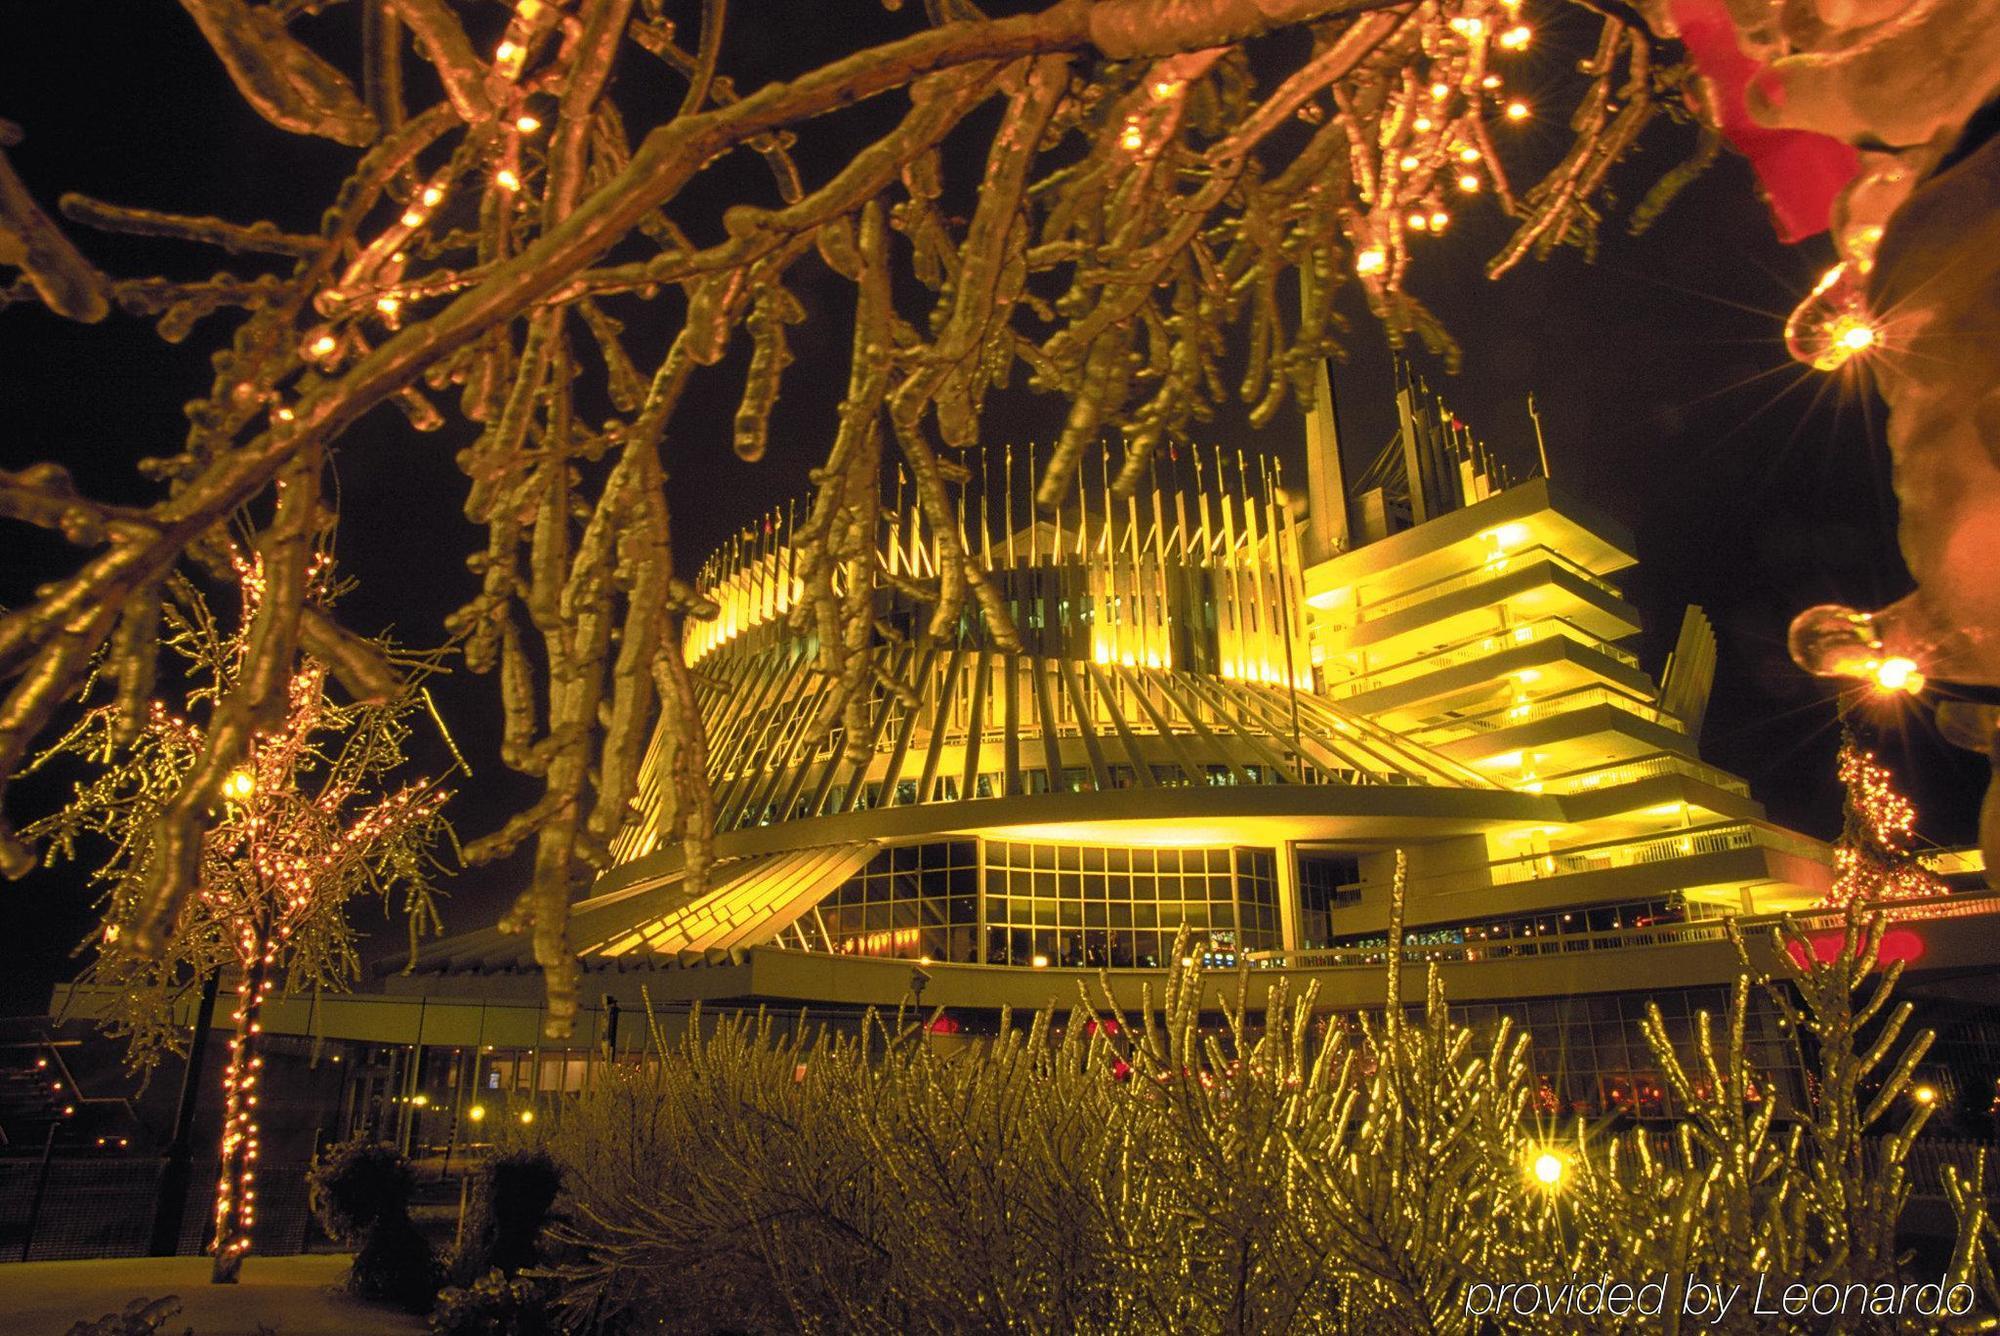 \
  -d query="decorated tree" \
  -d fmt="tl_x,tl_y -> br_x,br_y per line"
1825,728 -> 1946,910
0,0 -> 1994,1032
23,551 -> 452,1281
